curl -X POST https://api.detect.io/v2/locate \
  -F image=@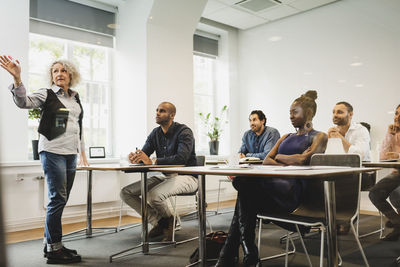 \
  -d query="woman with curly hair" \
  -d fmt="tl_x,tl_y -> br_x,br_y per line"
1,55 -> 88,264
